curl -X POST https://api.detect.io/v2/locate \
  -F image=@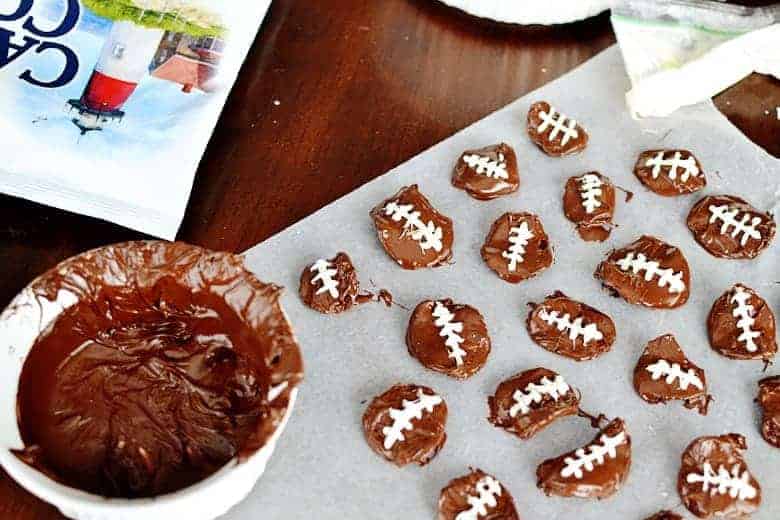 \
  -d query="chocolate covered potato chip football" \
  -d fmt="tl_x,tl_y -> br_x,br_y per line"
758,376 -> 780,449
633,149 -> 705,196
481,212 -> 553,284
707,284 -> 777,361
527,101 -> 588,157
406,299 -> 491,379
687,194 -> 776,260
678,434 -> 761,519
526,291 -> 616,361
595,235 -> 690,309
644,512 -> 683,520
633,334 -> 712,415
299,252 -> 391,314
371,184 -> 454,270
536,418 -> 631,500
362,384 -> 447,467
452,143 -> 520,200
563,172 -> 617,242
438,469 -> 520,520
488,367 -> 579,440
